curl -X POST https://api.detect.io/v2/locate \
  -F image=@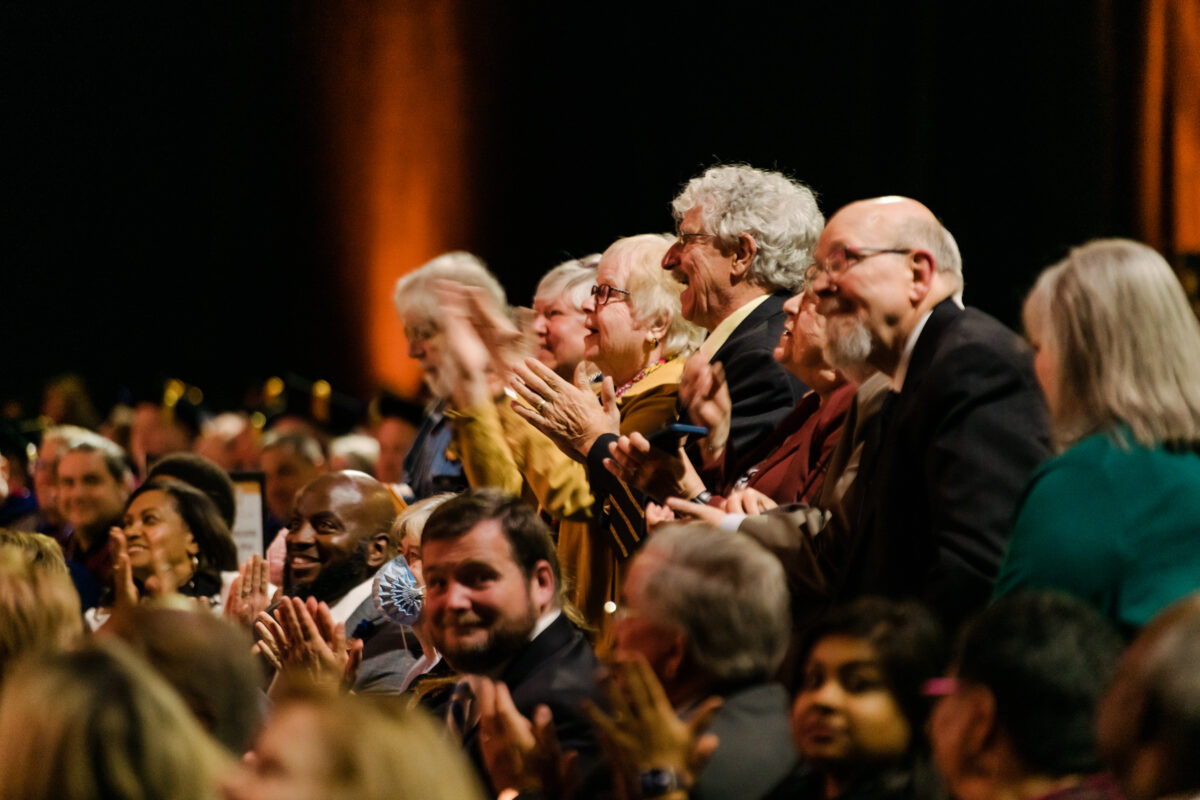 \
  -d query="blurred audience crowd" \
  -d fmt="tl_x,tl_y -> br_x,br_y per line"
2,164 -> 1199,800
